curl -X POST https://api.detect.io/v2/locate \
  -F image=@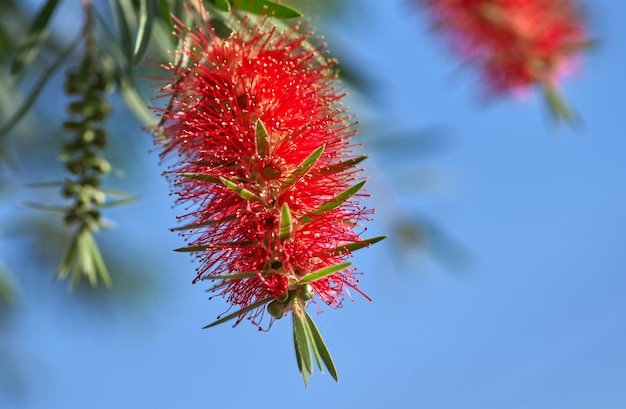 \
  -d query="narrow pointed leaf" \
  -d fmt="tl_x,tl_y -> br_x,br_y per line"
179,173 -> 220,183
209,0 -> 231,12
320,155 -> 367,175
87,233 -> 112,287
10,0 -> 60,75
76,231 -> 96,288
210,17 -> 233,39
174,241 -> 252,252
544,85 -> 576,123
113,0 -> 134,66
304,311 -> 338,382
279,203 -> 293,242
133,0 -> 155,65
282,145 -> 324,189
293,313 -> 313,377
293,320 -> 309,386
1,36 -> 78,137
170,215 -> 236,231
315,180 -> 366,214
255,119 -> 268,158
203,296 -> 272,328
21,201 -> 66,213
157,0 -> 173,29
100,195 -> 140,208
0,270 -> 16,307
205,272 -> 259,281
302,316 -> 323,371
229,0 -> 302,18
219,176 -> 265,204
299,262 -> 351,285
57,232 -> 80,280
299,180 -> 366,224
25,181 -> 64,188
333,235 -> 388,255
